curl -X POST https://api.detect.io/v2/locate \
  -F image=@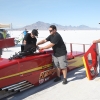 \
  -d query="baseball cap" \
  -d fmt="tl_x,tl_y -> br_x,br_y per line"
32,29 -> 38,36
